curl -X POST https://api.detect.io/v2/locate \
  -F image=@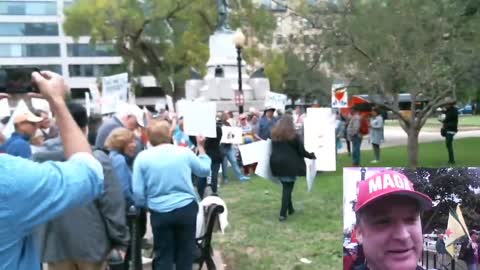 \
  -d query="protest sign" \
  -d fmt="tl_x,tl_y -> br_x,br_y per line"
2,99 -> 29,138
102,73 -> 129,114
220,126 -> 243,144
0,98 -> 10,118
85,92 -> 91,117
183,101 -> 217,138
264,91 -> 288,111
304,108 -> 336,171
166,95 -> 175,112
155,98 -> 167,112
305,158 -> 317,192
254,139 -> 278,183
331,83 -> 348,108
238,140 -> 270,165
